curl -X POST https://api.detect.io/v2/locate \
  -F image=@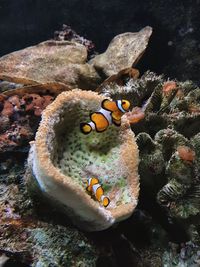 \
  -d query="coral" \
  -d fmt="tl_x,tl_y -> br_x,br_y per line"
101,71 -> 200,224
97,71 -> 164,107
126,107 -> 145,125
0,83 -> 66,153
0,156 -> 169,267
29,224 -> 98,266
1,23 -> 200,264
162,241 -> 200,267
96,67 -> 140,93
162,81 -> 177,95
156,129 -> 196,217
26,89 -> 139,231
143,85 -> 200,221
136,132 -> 165,195
177,145 -> 196,162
